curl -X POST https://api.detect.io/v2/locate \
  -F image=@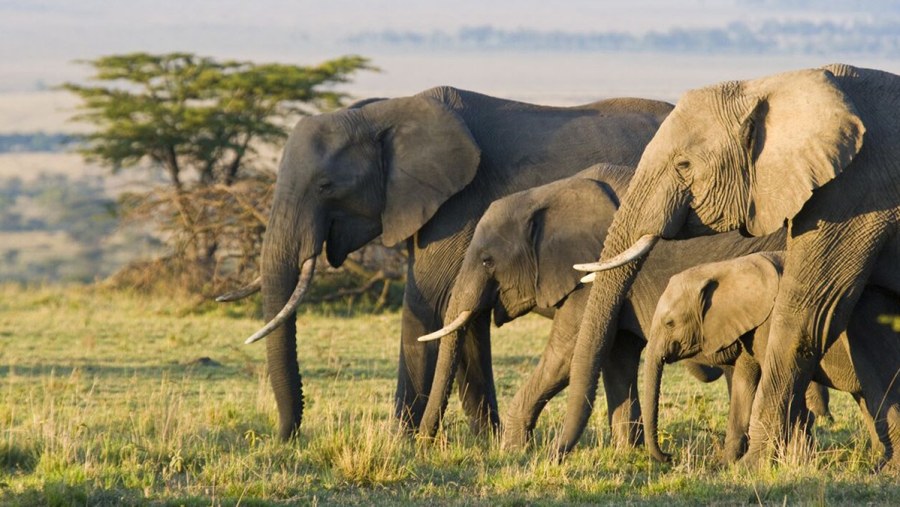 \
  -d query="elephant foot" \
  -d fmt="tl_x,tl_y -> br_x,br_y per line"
874,455 -> 900,475
610,422 -> 644,450
649,447 -> 672,463
736,447 -> 766,470
722,437 -> 748,465
721,449 -> 744,466
500,416 -> 532,450
467,415 -> 499,438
